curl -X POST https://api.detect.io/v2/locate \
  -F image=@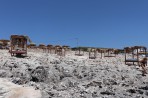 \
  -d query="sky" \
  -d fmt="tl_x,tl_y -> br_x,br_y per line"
0,0 -> 148,48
